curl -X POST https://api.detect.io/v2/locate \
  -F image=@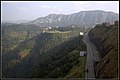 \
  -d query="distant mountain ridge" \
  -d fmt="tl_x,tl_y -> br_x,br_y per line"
28,10 -> 118,27
2,20 -> 31,24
